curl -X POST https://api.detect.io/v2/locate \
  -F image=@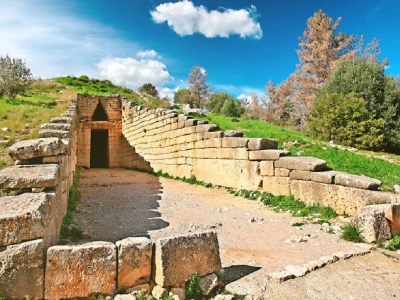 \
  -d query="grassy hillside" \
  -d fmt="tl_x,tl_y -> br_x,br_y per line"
194,114 -> 400,191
